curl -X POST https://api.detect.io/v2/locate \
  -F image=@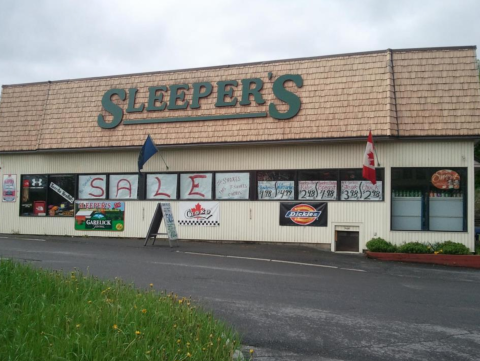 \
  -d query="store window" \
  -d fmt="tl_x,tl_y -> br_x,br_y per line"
20,175 -> 48,216
78,175 -> 107,199
146,174 -> 177,200
257,171 -> 295,200
391,168 -> 467,231
180,173 -> 213,200
298,170 -> 338,201
109,174 -> 139,200
47,175 -> 76,216
215,173 -> 250,200
340,169 -> 383,201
